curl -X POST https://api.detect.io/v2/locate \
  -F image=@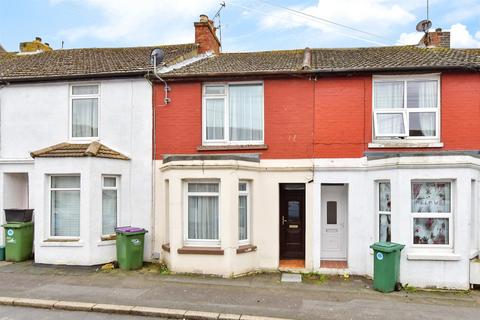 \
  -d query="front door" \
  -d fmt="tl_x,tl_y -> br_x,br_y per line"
321,185 -> 347,260
279,184 -> 305,260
